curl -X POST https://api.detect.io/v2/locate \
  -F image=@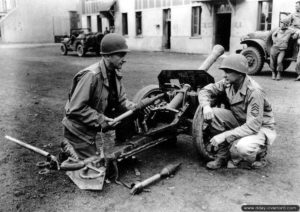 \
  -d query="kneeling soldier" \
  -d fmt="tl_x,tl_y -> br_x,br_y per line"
61,33 -> 136,160
198,54 -> 277,169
